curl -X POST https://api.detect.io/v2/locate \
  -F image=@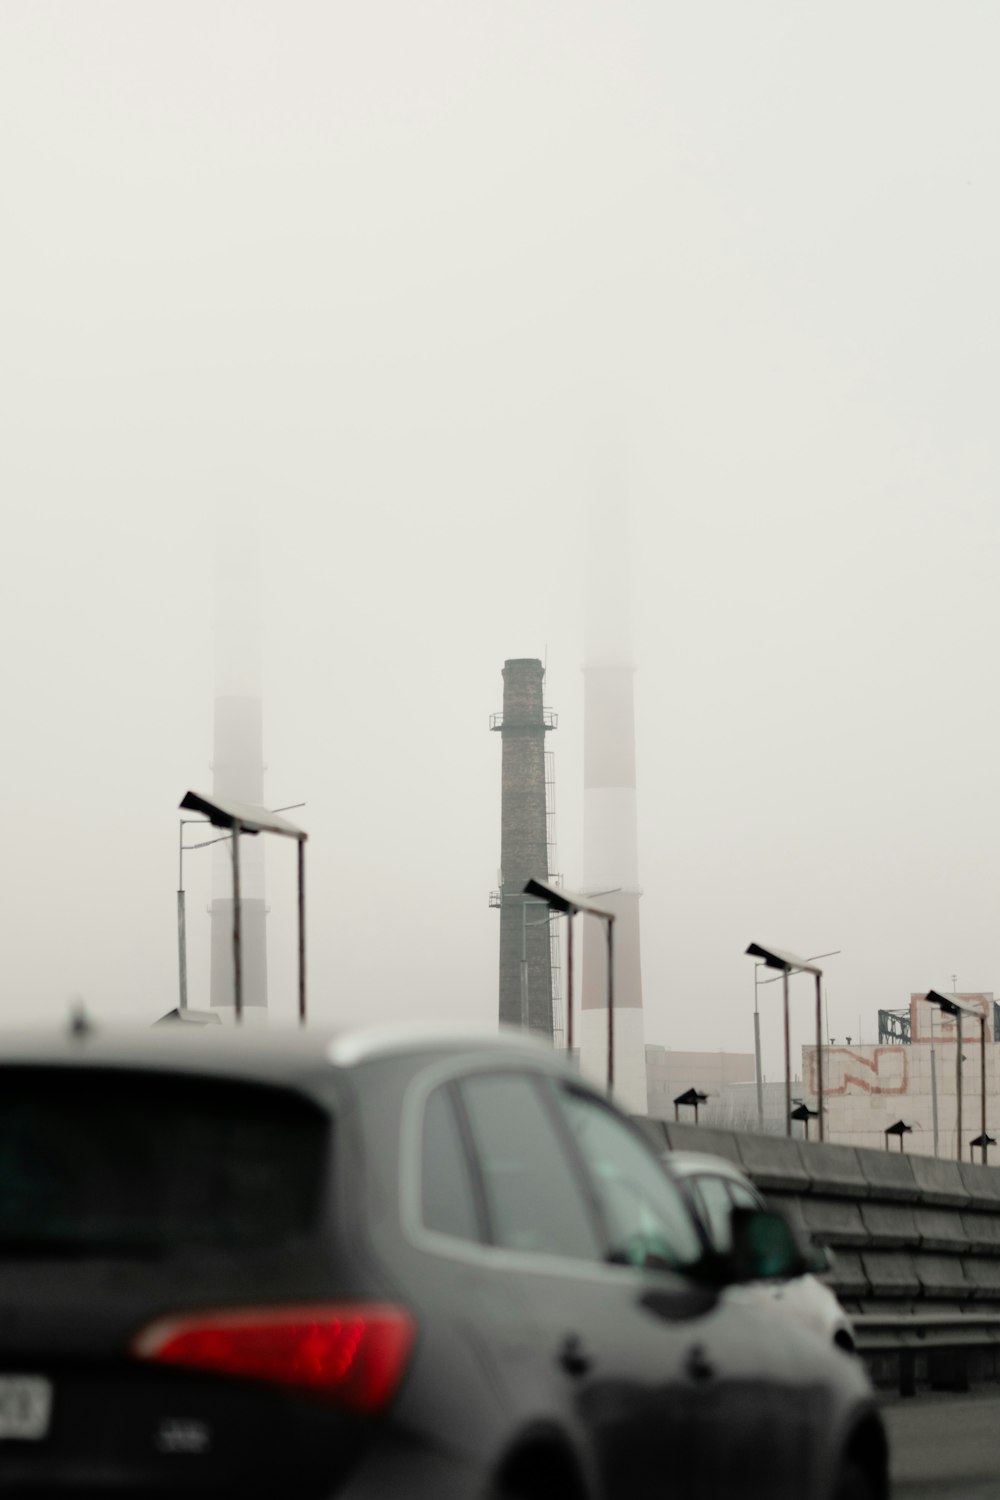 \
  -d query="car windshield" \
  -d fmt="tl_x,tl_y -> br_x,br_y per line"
0,1069 -> 327,1255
